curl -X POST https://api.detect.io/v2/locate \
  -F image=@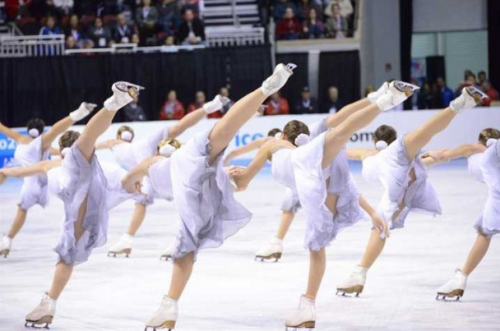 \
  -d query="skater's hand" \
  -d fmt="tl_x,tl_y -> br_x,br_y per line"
371,214 -> 389,238
422,150 -> 445,161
